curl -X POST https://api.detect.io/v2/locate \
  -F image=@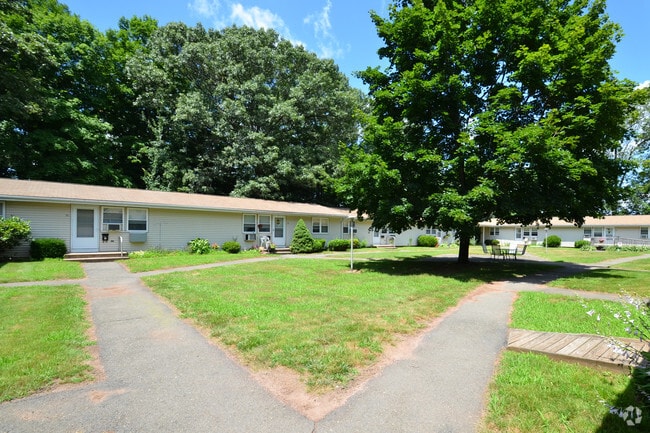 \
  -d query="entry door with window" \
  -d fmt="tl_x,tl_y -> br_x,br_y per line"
71,206 -> 99,252
273,216 -> 285,246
